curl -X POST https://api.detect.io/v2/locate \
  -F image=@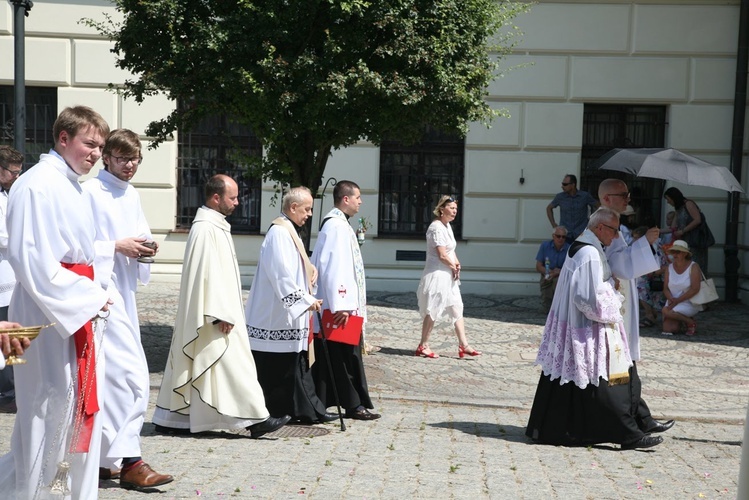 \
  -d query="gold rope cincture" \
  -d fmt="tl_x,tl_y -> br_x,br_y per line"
41,312 -> 108,498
